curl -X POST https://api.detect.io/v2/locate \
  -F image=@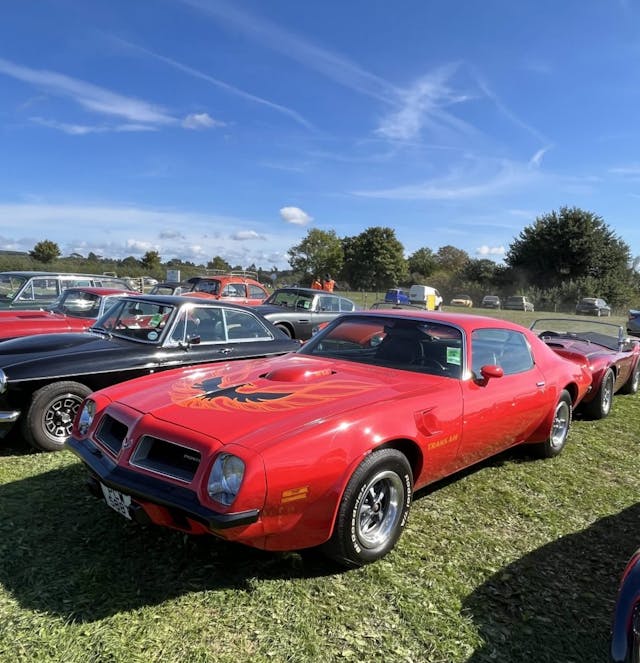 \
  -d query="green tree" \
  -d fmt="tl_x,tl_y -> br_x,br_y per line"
208,256 -> 232,272
141,250 -> 161,271
29,240 -> 61,263
407,247 -> 437,280
435,245 -> 470,274
460,258 -> 499,286
288,229 -> 344,283
342,227 -> 408,290
506,206 -> 633,304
